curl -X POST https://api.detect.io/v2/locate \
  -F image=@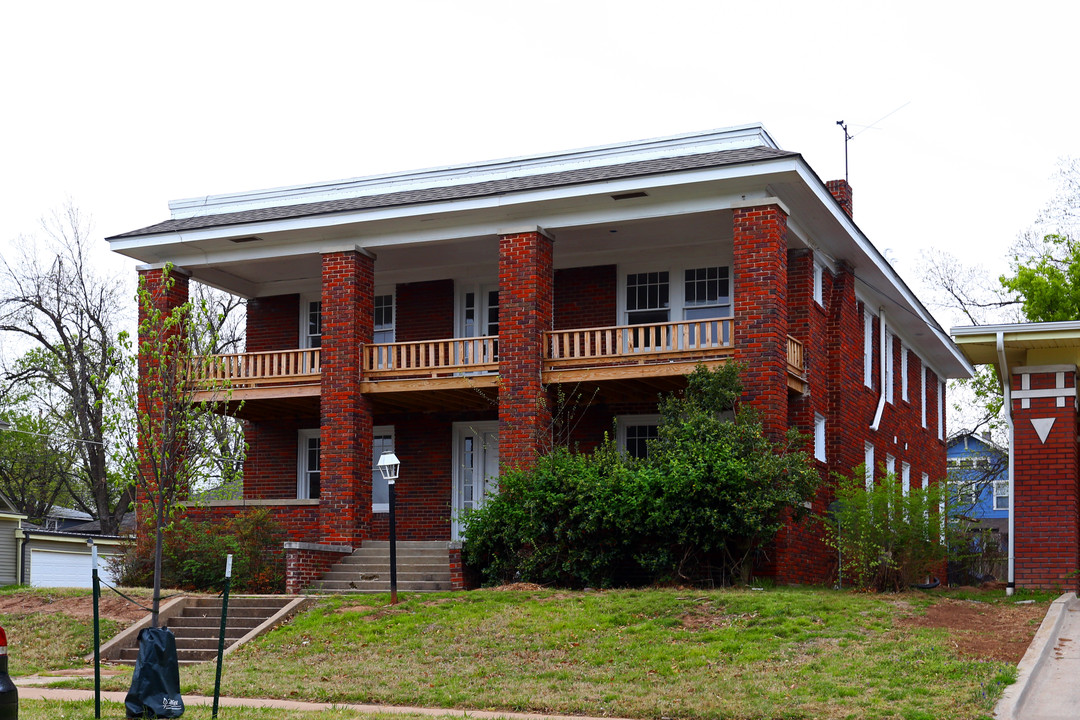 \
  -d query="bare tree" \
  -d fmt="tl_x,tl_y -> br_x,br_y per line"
0,204 -> 133,534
